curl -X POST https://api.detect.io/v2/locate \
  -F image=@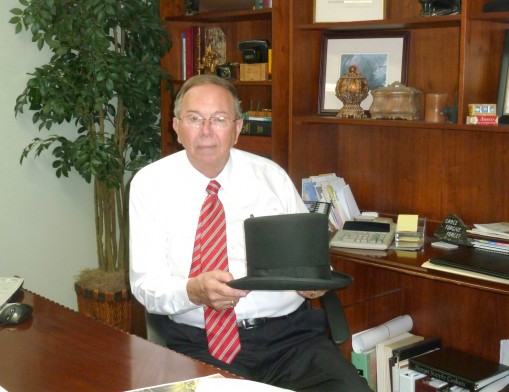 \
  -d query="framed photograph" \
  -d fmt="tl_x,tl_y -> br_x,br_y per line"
319,31 -> 410,115
314,0 -> 385,23
497,30 -> 509,124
